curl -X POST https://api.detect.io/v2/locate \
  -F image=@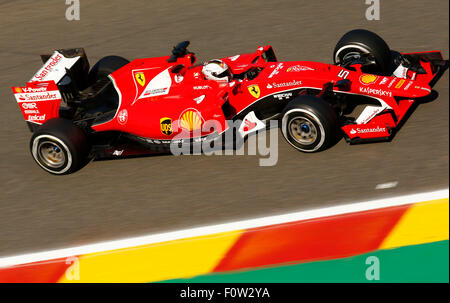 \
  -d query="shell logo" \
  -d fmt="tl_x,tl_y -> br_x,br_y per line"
359,74 -> 378,85
14,87 -> 22,93
180,109 -> 203,131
